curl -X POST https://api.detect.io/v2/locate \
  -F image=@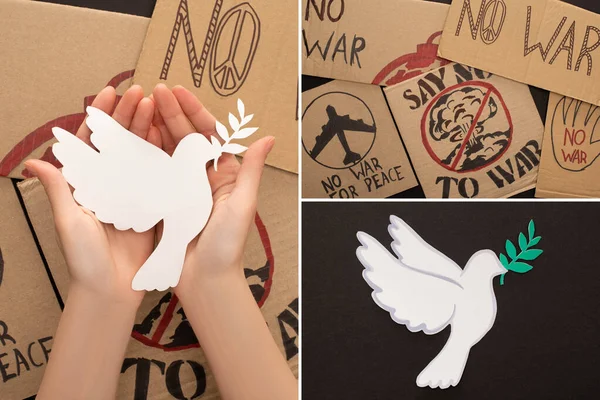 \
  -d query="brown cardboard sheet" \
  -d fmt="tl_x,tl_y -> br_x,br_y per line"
439,0 -> 600,106
17,165 -> 298,398
302,0 -> 451,86
302,80 -> 418,198
384,63 -> 544,198
133,0 -> 298,173
0,0 -> 150,179
536,92 -> 600,198
0,177 -> 62,400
